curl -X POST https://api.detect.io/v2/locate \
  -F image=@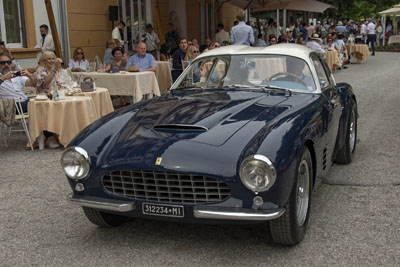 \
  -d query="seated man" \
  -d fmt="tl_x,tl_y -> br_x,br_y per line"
126,42 -> 156,72
0,53 -> 36,113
